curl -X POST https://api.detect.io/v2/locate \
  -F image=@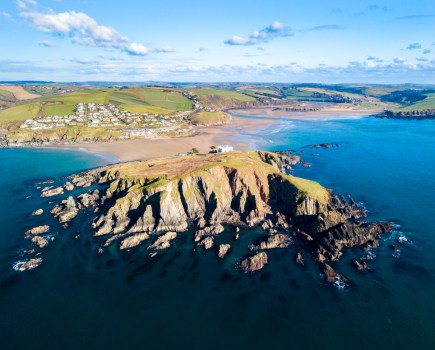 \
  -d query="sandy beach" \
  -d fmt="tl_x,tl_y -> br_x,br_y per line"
64,113 -> 275,162
229,105 -> 376,119
58,106 -> 373,162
